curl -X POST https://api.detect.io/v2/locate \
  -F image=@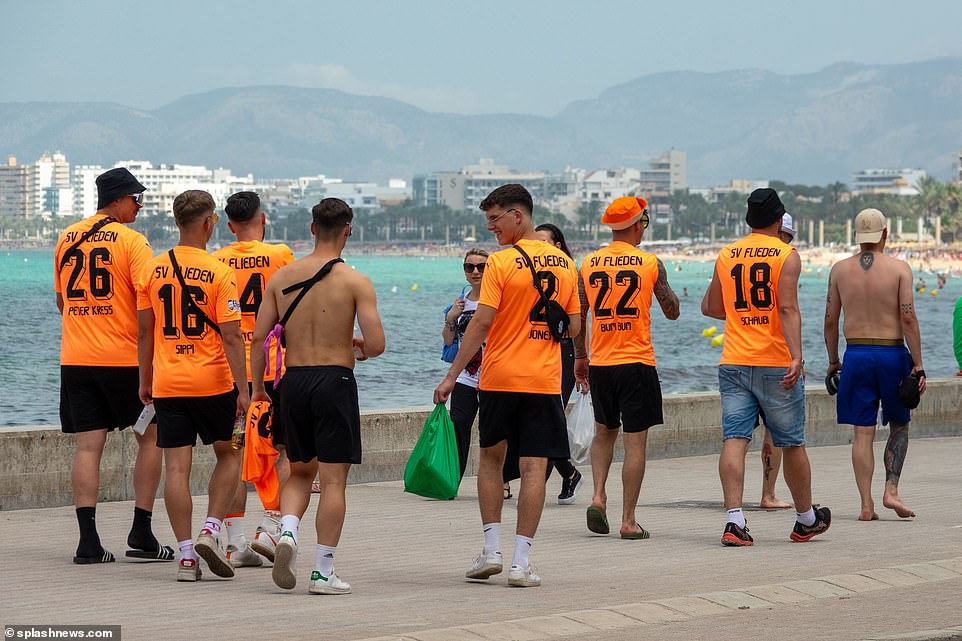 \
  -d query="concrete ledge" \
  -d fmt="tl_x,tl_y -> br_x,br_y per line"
1,379 -> 959,511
